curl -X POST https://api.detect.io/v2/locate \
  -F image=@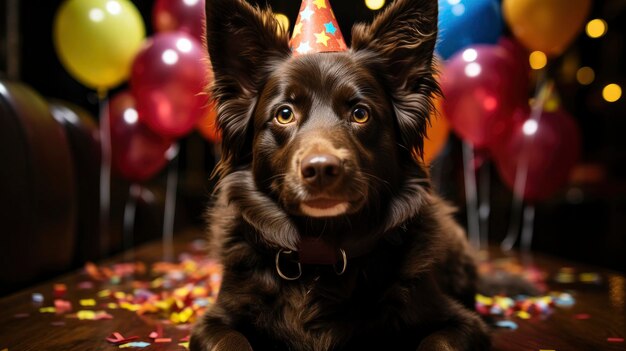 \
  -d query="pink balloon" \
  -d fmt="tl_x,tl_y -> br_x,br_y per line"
441,43 -> 530,148
131,32 -> 209,138
492,108 -> 581,202
153,0 -> 205,42
106,90 -> 172,182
